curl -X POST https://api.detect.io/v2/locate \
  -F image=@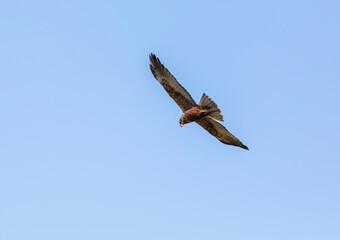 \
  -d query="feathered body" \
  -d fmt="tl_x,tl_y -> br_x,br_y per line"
180,107 -> 202,124
180,93 -> 224,126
